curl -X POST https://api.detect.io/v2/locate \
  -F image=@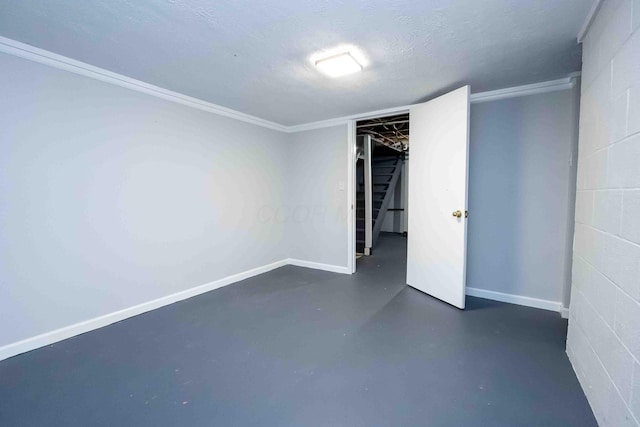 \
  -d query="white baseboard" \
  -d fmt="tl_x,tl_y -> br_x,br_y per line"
466,287 -> 564,314
0,259 -> 288,361
286,258 -> 351,275
0,258 -> 352,361
560,307 -> 570,319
